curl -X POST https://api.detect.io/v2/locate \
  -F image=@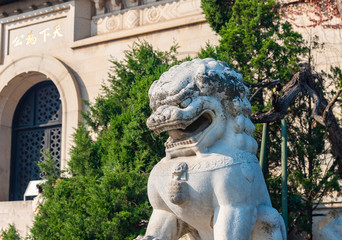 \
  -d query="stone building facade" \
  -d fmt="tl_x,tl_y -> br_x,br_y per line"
280,0 -> 342,72
0,0 -> 341,238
